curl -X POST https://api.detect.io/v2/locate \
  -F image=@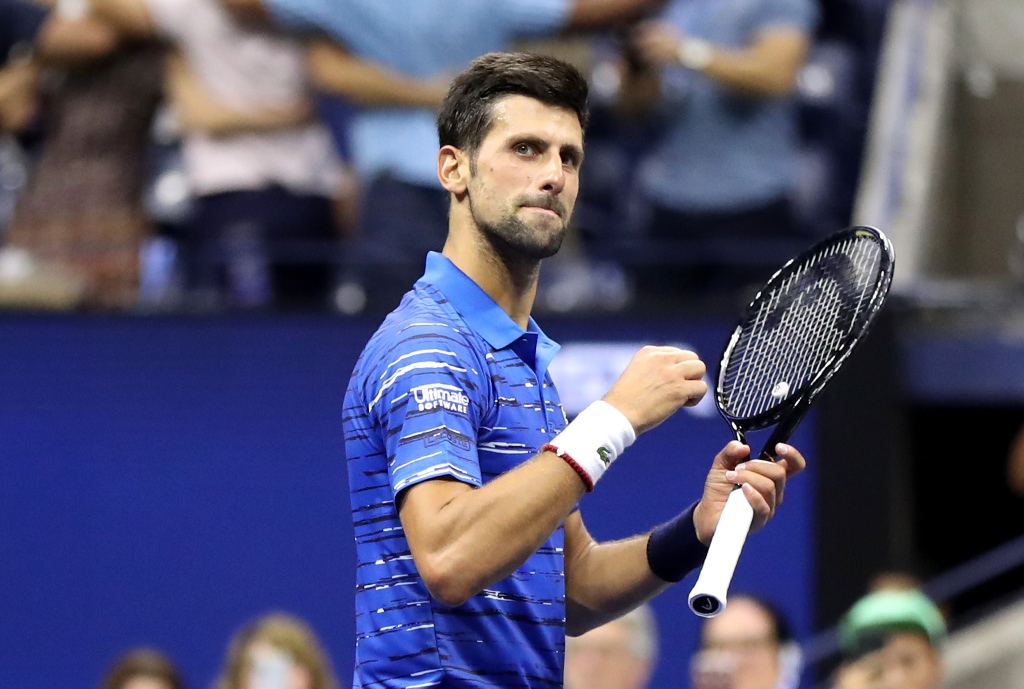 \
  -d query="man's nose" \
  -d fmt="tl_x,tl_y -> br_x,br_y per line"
537,154 -> 566,194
